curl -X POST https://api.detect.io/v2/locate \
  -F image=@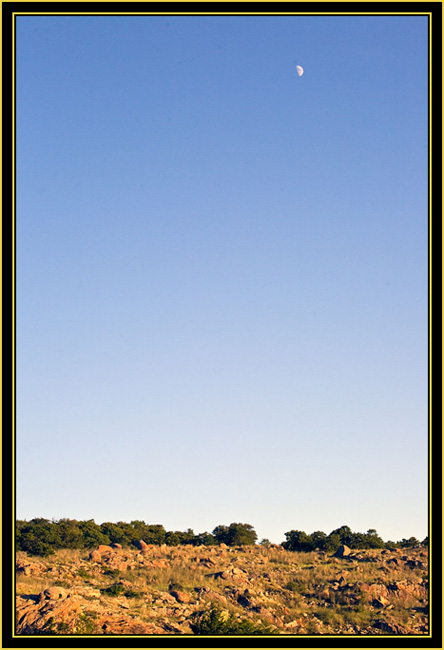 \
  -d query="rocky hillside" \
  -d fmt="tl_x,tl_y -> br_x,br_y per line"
15,543 -> 428,636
